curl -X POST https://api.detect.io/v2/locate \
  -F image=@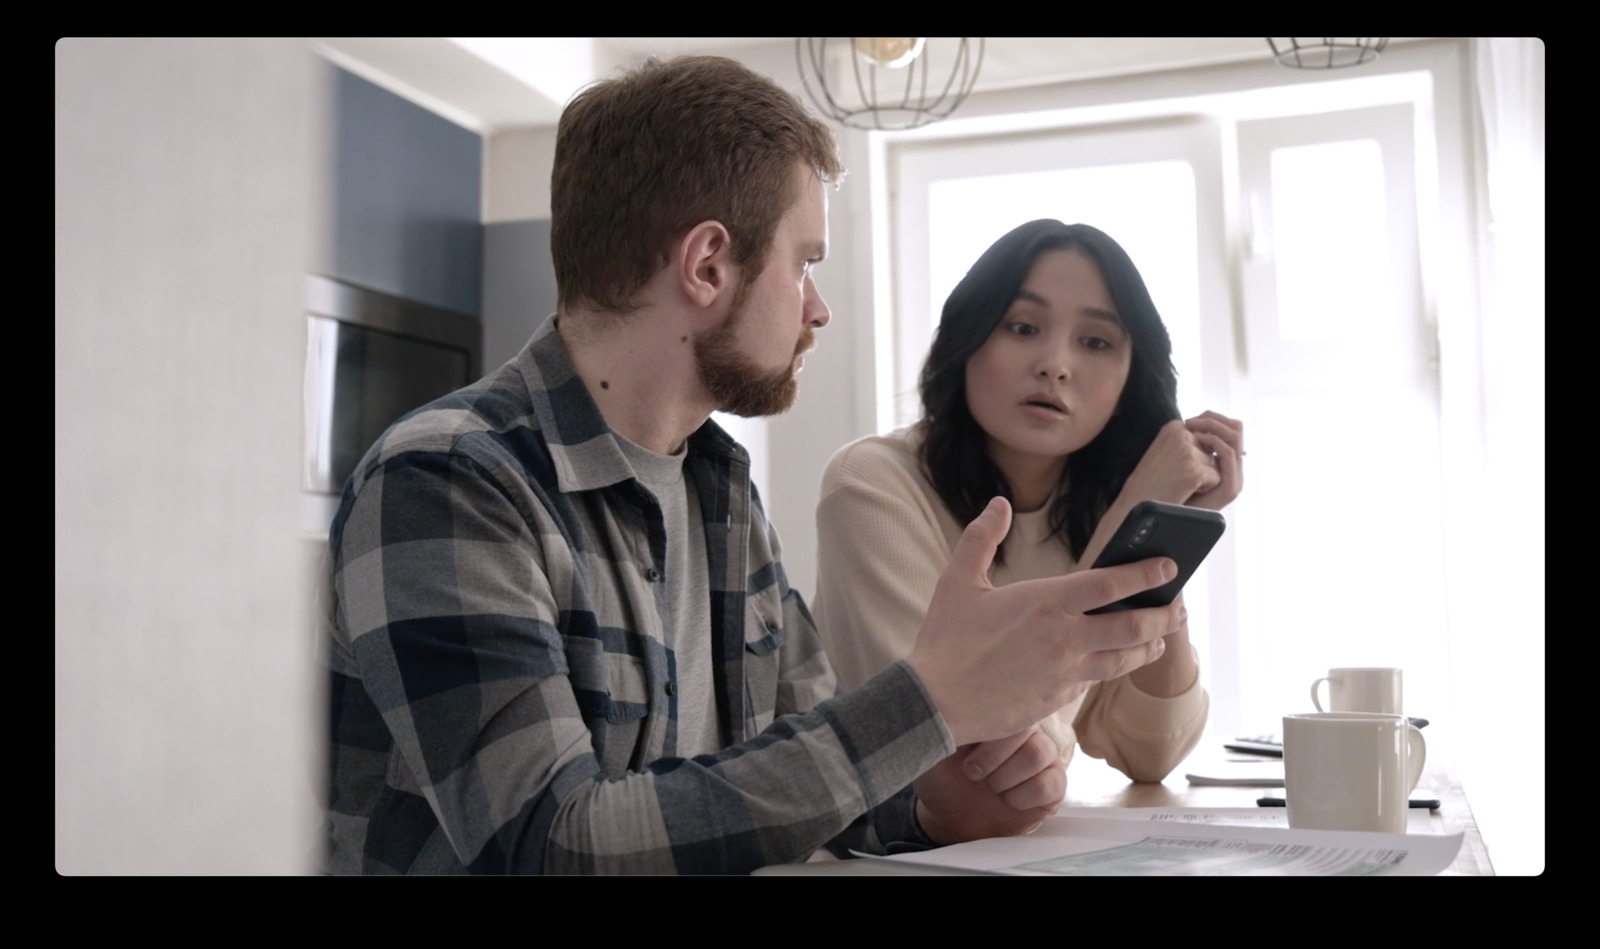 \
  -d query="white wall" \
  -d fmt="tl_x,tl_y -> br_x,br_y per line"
485,125 -> 557,223
727,42 -> 871,601
481,126 -> 560,375
55,38 -> 323,874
